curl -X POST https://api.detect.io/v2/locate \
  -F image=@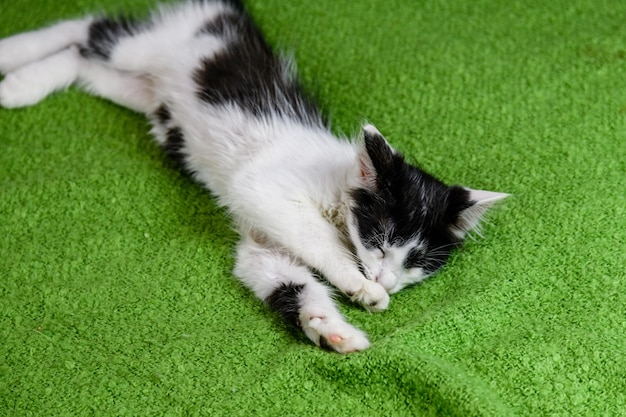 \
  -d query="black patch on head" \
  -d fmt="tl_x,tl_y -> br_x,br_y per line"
82,16 -> 145,60
162,127 -> 187,167
266,283 -> 305,328
352,135 -> 476,276
193,11 -> 326,127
